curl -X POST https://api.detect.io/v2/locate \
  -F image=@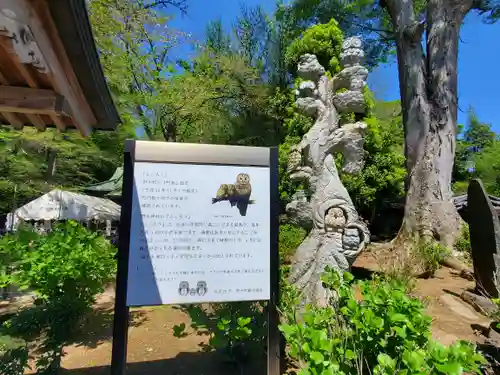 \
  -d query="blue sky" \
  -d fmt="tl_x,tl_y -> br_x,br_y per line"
169,1 -> 500,132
